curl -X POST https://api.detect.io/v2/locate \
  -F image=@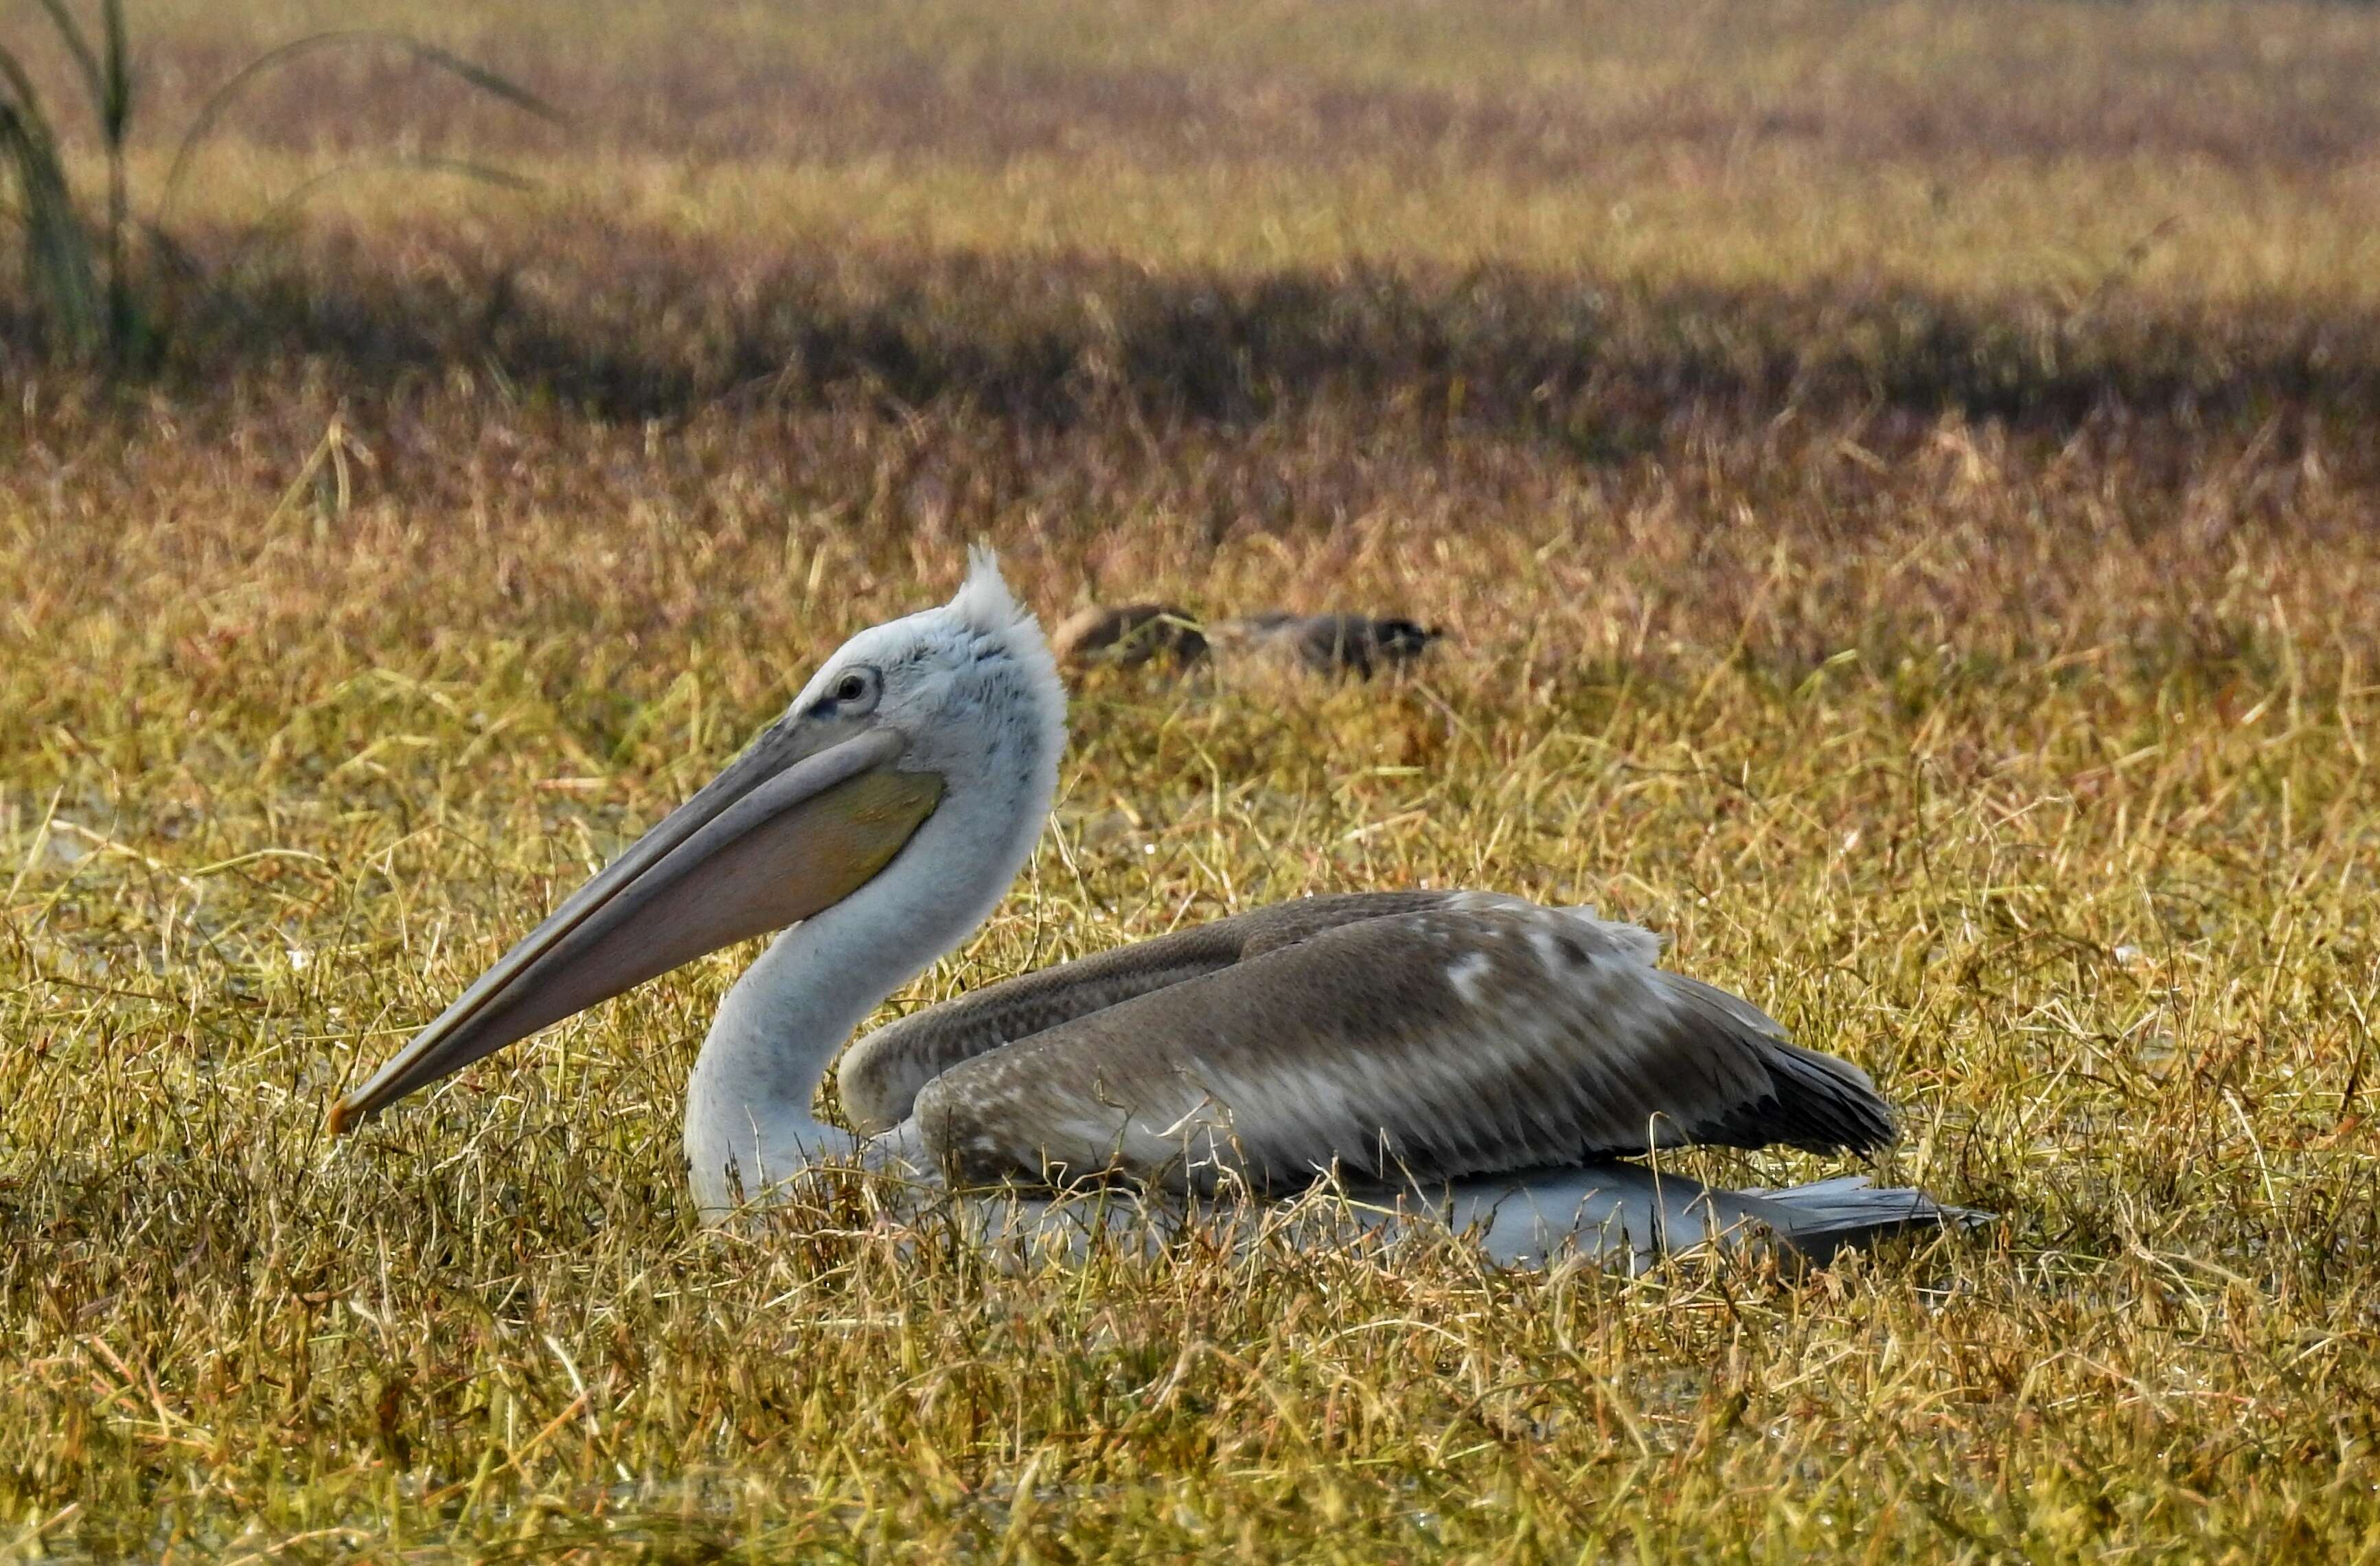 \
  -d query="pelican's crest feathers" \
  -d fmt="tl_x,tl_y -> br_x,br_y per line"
952,544 -> 1031,636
